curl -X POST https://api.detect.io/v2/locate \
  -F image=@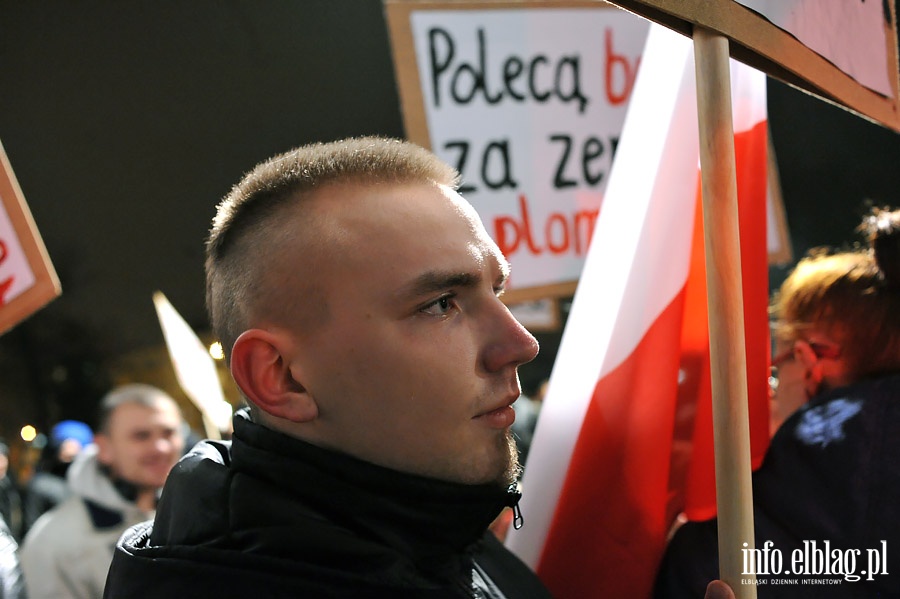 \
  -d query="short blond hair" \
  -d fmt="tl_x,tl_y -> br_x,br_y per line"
98,384 -> 182,434
205,137 -> 460,360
